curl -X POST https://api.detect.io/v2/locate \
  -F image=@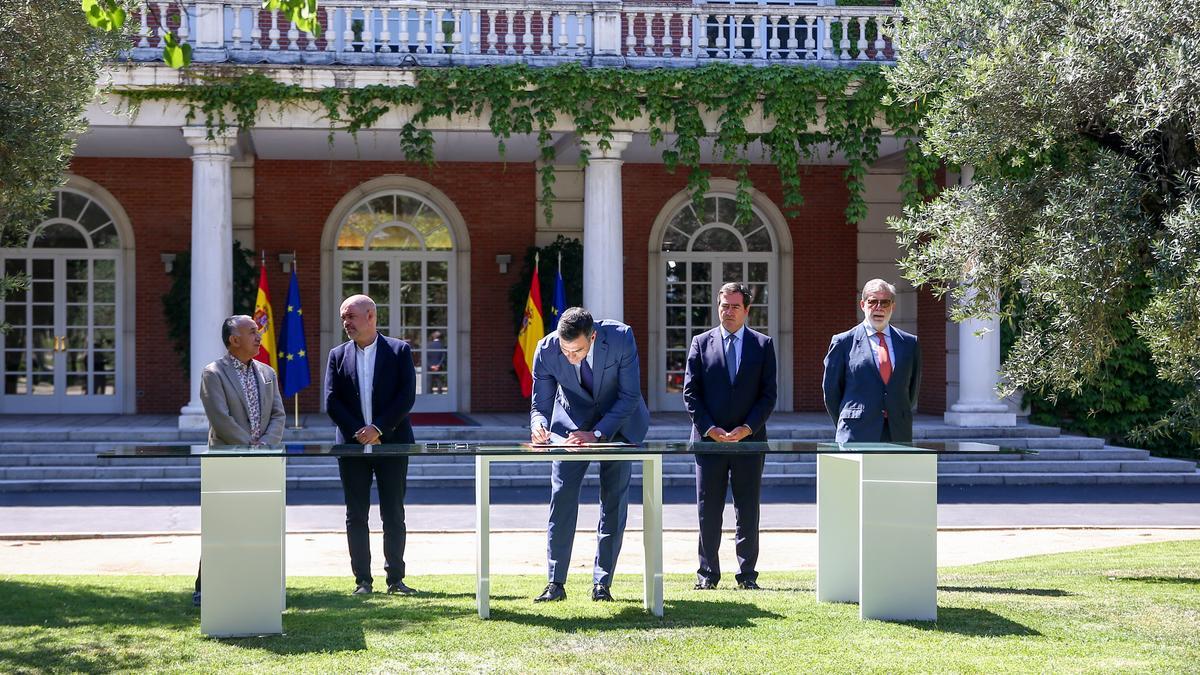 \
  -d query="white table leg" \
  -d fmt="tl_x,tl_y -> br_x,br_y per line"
641,456 -> 664,617
859,454 -> 937,621
816,453 -> 861,603
475,455 -> 491,619
200,456 -> 286,637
